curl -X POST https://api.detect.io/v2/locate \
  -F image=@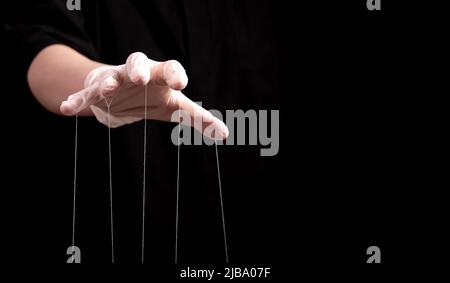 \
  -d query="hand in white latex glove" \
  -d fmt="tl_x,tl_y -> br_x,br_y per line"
60,52 -> 229,139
